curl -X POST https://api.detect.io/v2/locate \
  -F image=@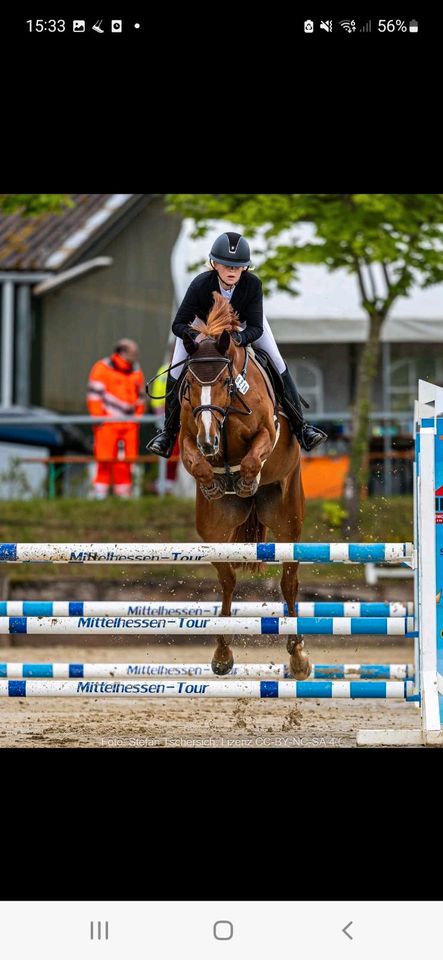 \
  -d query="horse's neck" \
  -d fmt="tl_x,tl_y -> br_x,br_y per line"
229,343 -> 243,372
